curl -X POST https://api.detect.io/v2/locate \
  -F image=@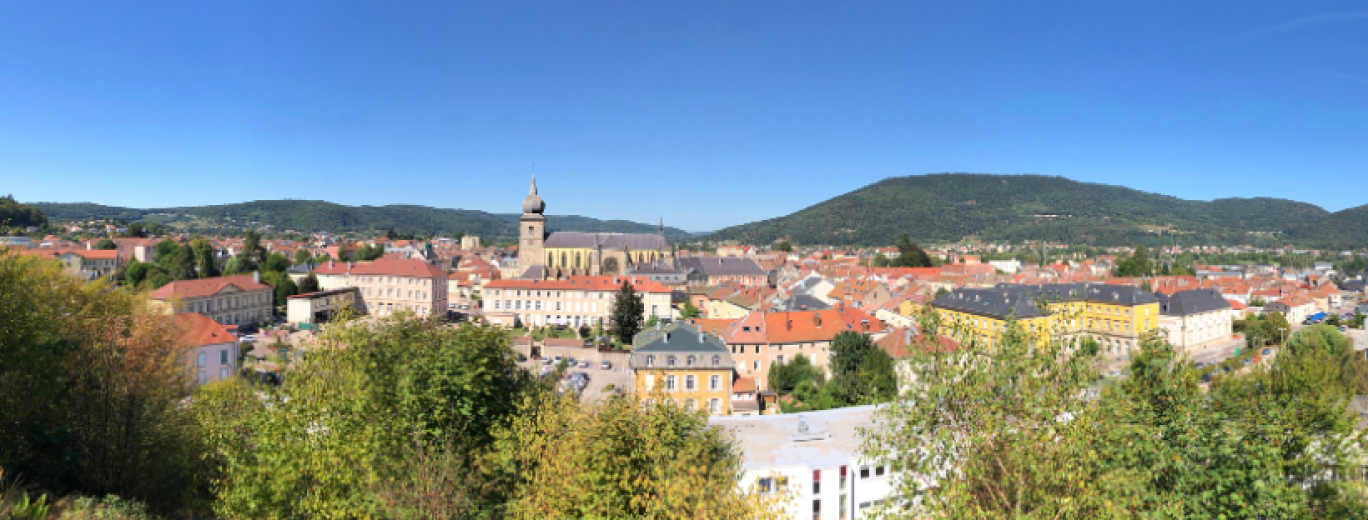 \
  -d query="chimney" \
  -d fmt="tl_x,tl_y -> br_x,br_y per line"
329,259 -> 335,268
813,314 -> 822,328
253,270 -> 260,283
